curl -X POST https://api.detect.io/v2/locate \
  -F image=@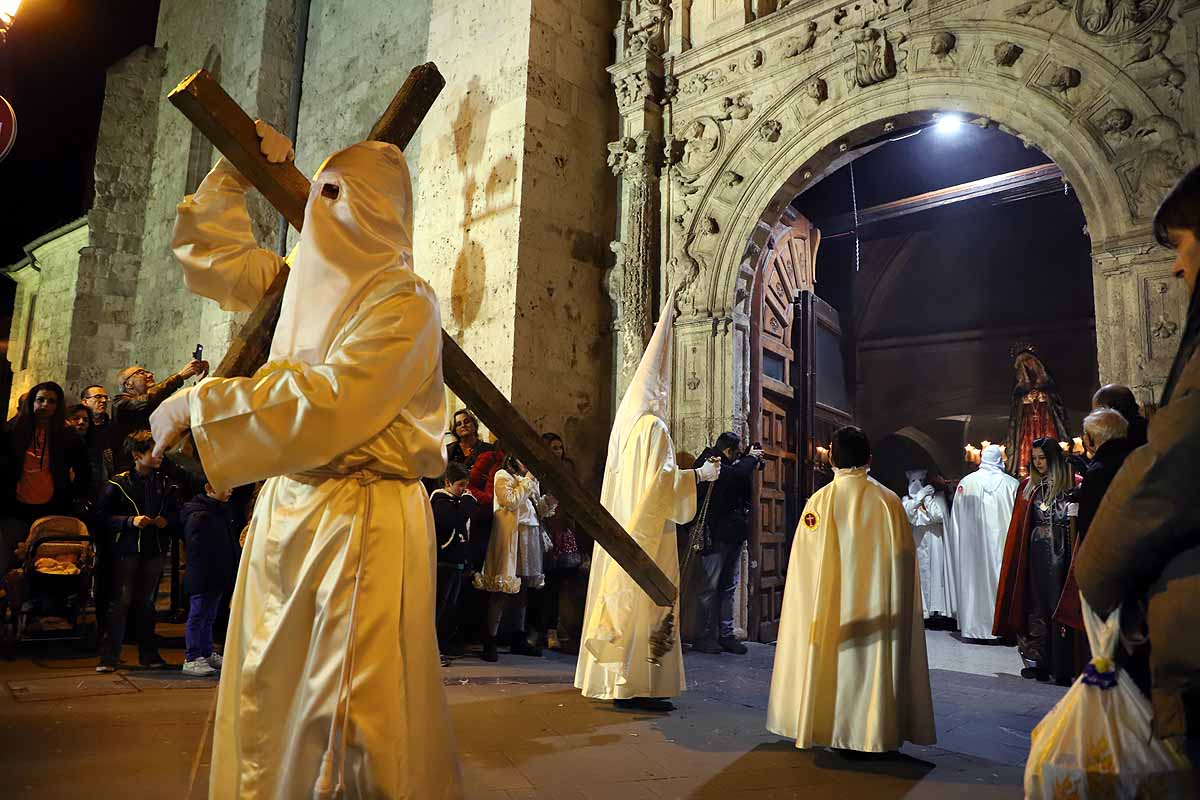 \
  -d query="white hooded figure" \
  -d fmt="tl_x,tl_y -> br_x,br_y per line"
152,126 -> 461,799
575,290 -> 719,708
946,444 -> 1019,640
903,469 -> 956,621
